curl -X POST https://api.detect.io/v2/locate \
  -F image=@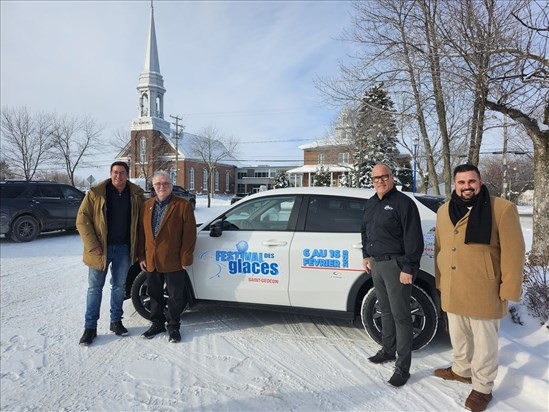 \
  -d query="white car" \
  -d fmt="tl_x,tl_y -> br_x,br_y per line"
128,187 -> 442,350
